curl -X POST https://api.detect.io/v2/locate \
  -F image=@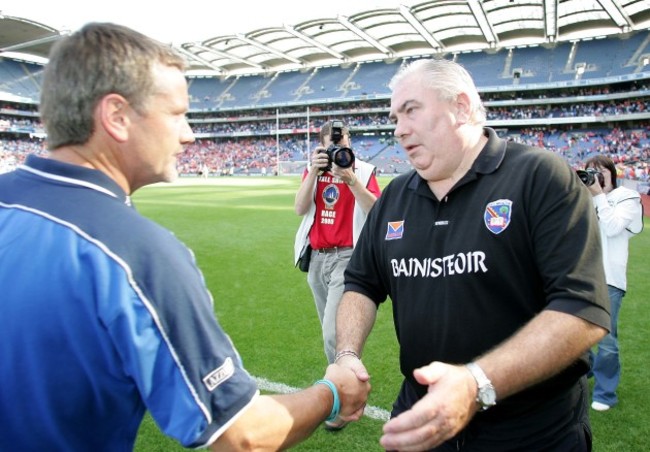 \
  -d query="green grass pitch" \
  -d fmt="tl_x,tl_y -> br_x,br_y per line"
132,176 -> 650,451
